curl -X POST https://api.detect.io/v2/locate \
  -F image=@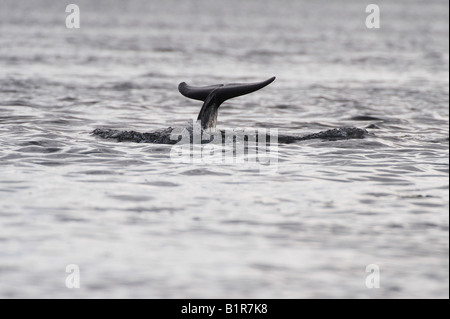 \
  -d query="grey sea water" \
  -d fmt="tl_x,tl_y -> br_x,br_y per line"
0,0 -> 448,298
